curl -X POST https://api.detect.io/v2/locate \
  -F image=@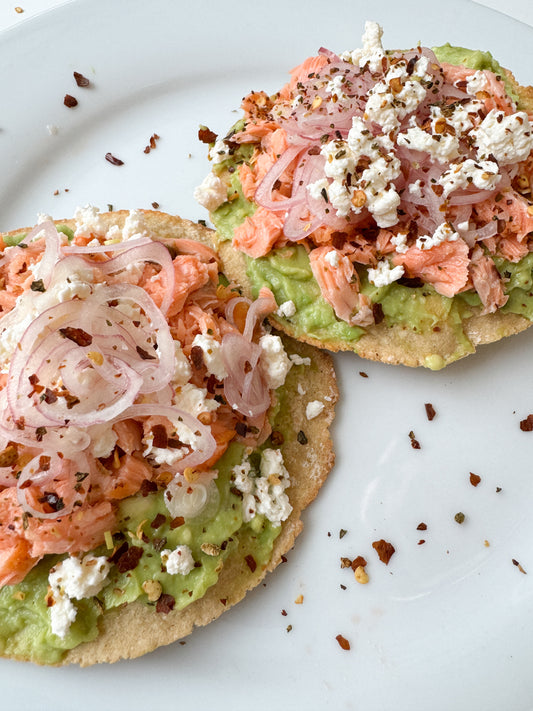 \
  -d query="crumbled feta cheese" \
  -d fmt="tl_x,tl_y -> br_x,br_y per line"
342,21 -> 385,73
391,232 -> 409,254
416,222 -> 459,250
208,139 -> 231,164
232,448 -> 292,526
438,158 -> 501,198
48,554 -> 111,638
106,209 -> 152,243
259,334 -> 292,390
367,260 -> 405,287
306,400 -> 325,420
74,205 -> 108,237
472,110 -> 533,165
326,74 -> 347,101
194,173 -> 228,211
161,545 -> 195,575
88,423 -> 118,459
297,382 -> 306,395
174,382 -> 219,418
276,300 -> 296,318
465,70 -> 488,96
397,123 -> 460,164
47,124 -> 59,136
289,353 -> 311,367
324,250 -> 340,268
172,341 -> 192,386
192,333 -> 228,380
